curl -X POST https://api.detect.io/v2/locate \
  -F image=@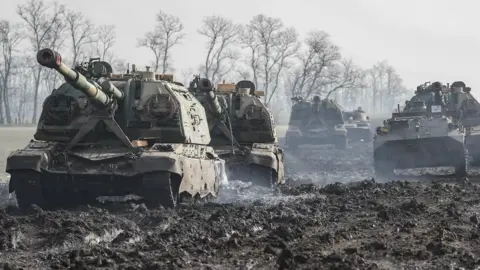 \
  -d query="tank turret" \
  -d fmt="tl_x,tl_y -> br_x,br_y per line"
188,77 -> 285,187
5,49 -> 226,211
192,76 -> 223,117
37,48 -> 123,107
